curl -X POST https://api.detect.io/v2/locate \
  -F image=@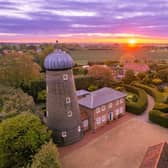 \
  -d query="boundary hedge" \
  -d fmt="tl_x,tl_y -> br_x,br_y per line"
149,110 -> 168,128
